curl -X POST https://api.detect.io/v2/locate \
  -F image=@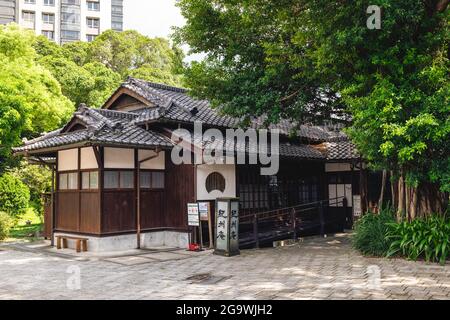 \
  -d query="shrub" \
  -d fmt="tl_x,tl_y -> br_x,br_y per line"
387,215 -> 450,265
352,208 -> 395,256
0,211 -> 13,240
0,173 -> 30,216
